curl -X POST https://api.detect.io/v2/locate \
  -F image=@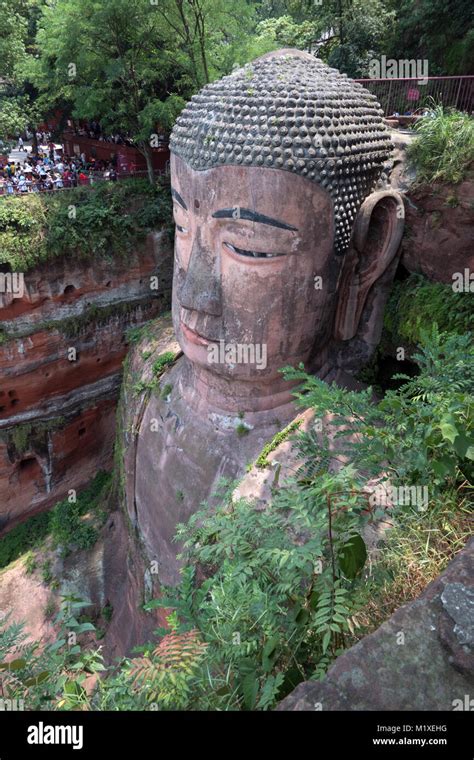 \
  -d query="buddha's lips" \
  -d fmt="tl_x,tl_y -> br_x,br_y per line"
181,323 -> 210,346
